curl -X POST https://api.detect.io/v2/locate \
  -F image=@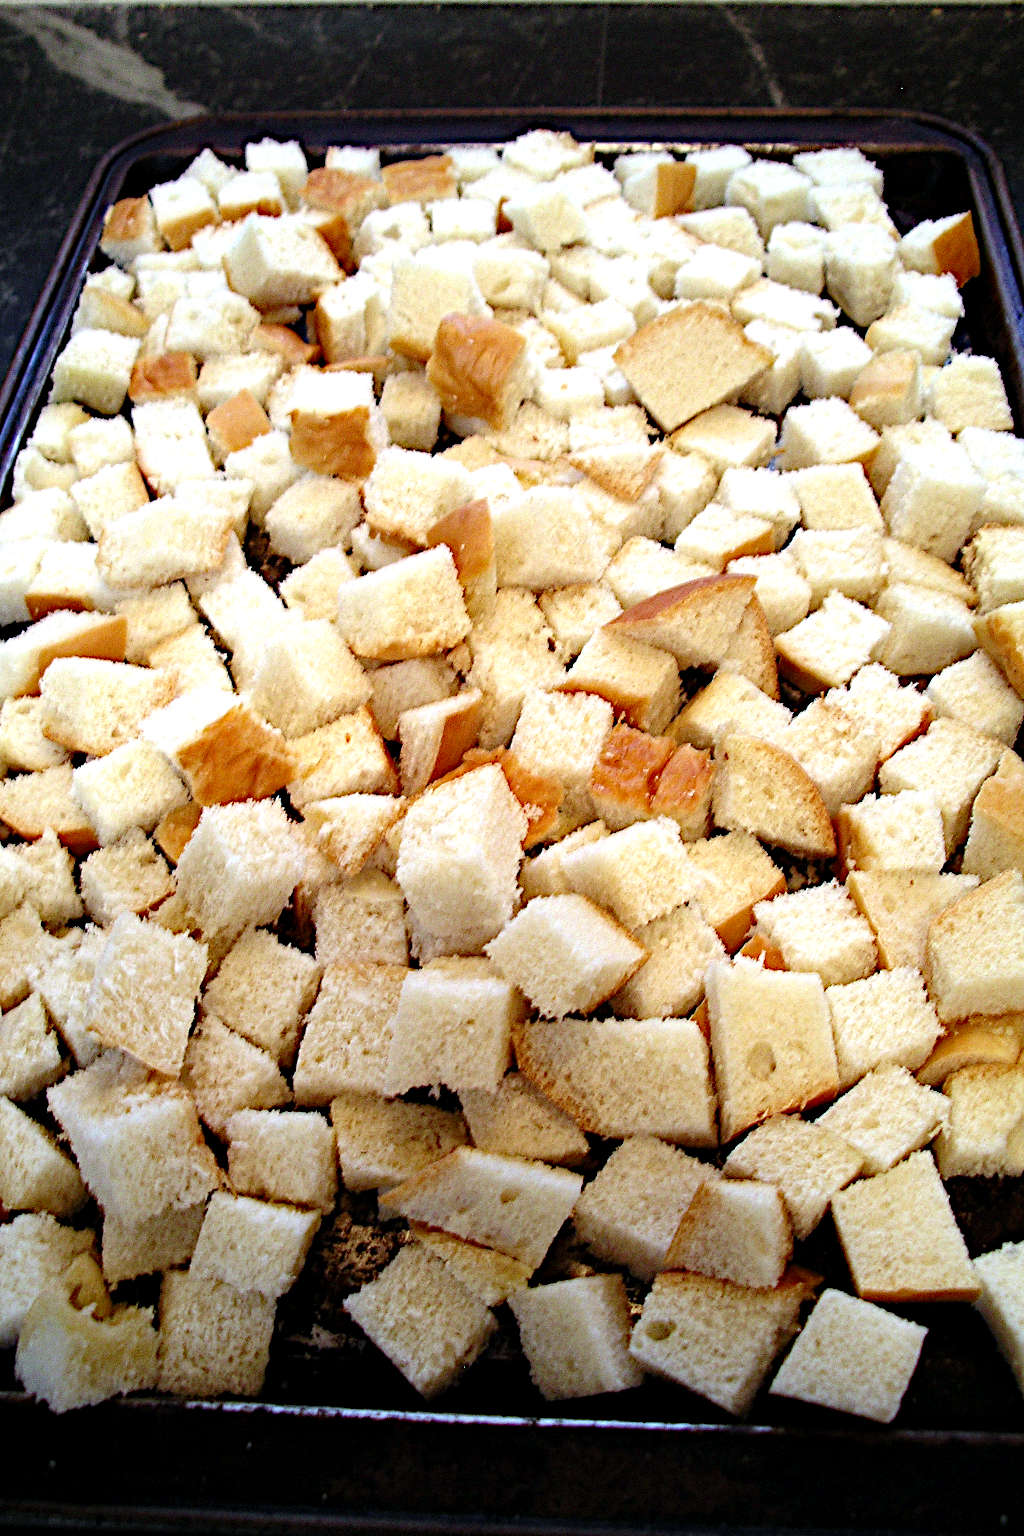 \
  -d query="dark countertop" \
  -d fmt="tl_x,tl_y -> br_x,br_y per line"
1,3 -> 1024,385
2,7 -> 1024,1534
